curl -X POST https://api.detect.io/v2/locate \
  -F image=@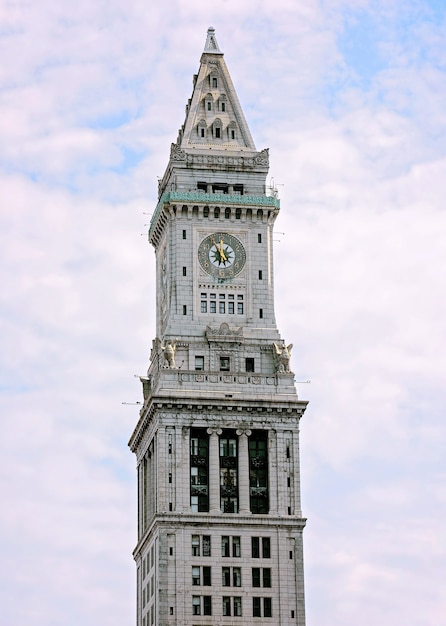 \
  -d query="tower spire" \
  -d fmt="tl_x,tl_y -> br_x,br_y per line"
203,26 -> 221,53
